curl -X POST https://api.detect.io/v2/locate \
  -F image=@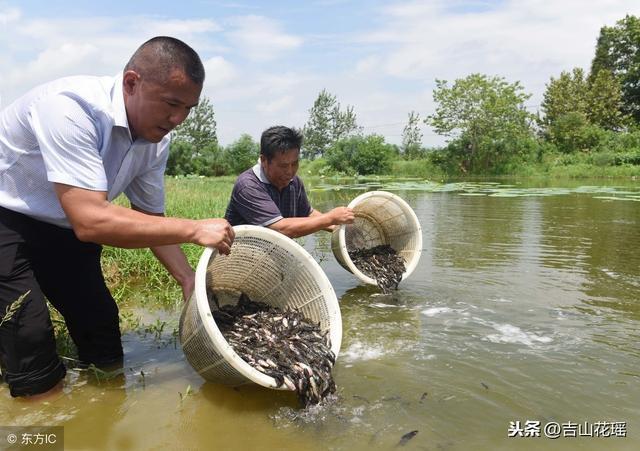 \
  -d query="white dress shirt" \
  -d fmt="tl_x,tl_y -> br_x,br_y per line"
0,74 -> 169,228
